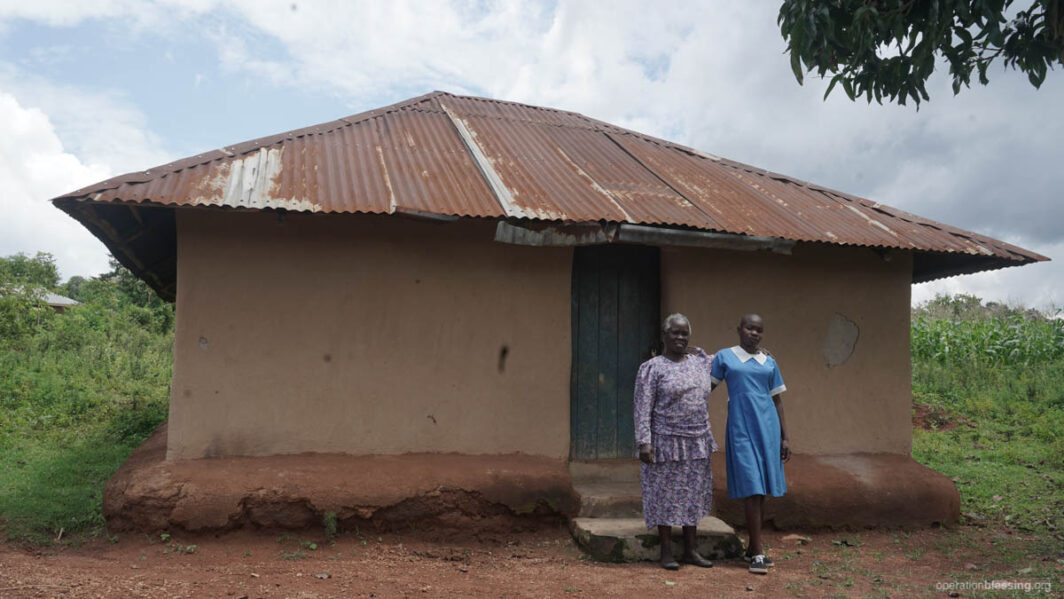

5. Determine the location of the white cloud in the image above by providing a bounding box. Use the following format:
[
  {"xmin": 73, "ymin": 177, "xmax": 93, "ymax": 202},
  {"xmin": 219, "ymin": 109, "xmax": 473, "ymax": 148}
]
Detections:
[
  {"xmin": 198, "ymin": 0, "xmax": 552, "ymax": 99},
  {"xmin": 0, "ymin": 92, "xmax": 113, "ymax": 280},
  {"xmin": 0, "ymin": 65, "xmax": 172, "ymax": 174}
]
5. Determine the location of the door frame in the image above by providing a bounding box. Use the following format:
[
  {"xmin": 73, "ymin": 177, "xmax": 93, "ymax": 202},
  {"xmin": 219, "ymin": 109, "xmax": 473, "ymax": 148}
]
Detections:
[{"xmin": 569, "ymin": 244, "xmax": 661, "ymax": 460}]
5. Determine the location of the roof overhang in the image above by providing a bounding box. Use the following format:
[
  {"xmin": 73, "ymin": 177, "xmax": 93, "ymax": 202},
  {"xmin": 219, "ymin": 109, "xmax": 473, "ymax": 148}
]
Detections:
[{"xmin": 54, "ymin": 199, "xmax": 177, "ymax": 301}]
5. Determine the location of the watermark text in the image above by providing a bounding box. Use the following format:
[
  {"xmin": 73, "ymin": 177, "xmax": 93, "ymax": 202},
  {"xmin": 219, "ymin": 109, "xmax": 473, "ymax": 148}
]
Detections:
[{"xmin": 936, "ymin": 580, "xmax": 1053, "ymax": 593}]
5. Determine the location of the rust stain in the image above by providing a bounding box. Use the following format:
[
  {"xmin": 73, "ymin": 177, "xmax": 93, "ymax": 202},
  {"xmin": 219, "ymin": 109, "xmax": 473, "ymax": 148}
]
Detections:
[
  {"xmin": 375, "ymin": 145, "xmax": 397, "ymax": 214},
  {"xmin": 552, "ymin": 144, "xmax": 633, "ymax": 223}
]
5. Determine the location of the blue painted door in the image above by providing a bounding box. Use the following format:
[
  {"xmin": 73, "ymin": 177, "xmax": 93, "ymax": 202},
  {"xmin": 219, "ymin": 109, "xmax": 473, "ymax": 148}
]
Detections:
[{"xmin": 570, "ymin": 245, "xmax": 661, "ymax": 459}]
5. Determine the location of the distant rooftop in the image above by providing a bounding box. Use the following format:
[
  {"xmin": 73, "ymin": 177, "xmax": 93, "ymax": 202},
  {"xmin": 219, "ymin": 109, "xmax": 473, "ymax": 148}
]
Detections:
[
  {"xmin": 43, "ymin": 292, "xmax": 80, "ymax": 308},
  {"xmin": 0, "ymin": 287, "xmax": 79, "ymax": 308}
]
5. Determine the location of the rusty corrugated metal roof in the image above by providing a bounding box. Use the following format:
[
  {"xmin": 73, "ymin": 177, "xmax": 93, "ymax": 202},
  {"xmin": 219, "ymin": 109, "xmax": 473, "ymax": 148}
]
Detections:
[{"xmin": 52, "ymin": 90, "xmax": 1047, "ymax": 301}]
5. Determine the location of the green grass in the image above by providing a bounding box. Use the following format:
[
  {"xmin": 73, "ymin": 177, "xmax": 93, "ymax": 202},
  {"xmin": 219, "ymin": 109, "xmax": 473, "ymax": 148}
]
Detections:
[
  {"xmin": 0, "ymin": 254, "xmax": 172, "ymax": 544},
  {"xmin": 911, "ymin": 356, "xmax": 1063, "ymax": 534},
  {"xmin": 0, "ymin": 431, "xmax": 136, "ymax": 543}
]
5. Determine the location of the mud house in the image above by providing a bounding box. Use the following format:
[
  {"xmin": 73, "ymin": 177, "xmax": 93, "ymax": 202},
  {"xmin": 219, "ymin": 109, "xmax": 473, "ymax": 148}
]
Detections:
[{"xmin": 53, "ymin": 92, "xmax": 1045, "ymax": 534}]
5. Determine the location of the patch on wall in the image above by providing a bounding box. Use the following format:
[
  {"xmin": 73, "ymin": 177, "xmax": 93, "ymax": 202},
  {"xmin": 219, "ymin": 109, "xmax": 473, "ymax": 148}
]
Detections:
[{"xmin": 823, "ymin": 313, "xmax": 859, "ymax": 368}]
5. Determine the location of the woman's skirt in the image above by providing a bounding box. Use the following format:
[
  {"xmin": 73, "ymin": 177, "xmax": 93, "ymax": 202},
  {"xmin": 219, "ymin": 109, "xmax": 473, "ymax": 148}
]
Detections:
[{"xmin": 640, "ymin": 433, "xmax": 715, "ymax": 528}]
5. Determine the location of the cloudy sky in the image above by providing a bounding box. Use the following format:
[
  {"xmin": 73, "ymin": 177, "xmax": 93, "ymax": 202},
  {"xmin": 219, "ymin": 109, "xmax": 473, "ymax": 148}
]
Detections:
[{"xmin": 1, "ymin": 0, "xmax": 1061, "ymax": 309}]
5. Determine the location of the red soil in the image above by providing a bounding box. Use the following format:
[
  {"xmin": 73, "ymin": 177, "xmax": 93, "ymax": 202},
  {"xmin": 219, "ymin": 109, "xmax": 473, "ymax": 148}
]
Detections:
[{"xmin": 1, "ymin": 525, "xmax": 1057, "ymax": 598}]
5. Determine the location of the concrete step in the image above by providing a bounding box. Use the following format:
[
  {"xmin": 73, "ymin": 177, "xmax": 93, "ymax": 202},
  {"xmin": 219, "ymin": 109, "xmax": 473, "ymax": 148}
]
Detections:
[
  {"xmin": 572, "ymin": 481, "xmax": 642, "ymax": 518},
  {"xmin": 570, "ymin": 516, "xmax": 743, "ymax": 563}
]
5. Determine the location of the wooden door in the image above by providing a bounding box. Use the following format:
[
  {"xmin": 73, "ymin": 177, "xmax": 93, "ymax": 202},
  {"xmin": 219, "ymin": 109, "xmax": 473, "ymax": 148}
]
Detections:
[{"xmin": 570, "ymin": 245, "xmax": 661, "ymax": 459}]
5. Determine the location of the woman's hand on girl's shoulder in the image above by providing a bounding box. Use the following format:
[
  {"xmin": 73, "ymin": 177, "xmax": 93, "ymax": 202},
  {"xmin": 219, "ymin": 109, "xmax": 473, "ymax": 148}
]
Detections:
[{"xmin": 685, "ymin": 346, "xmax": 713, "ymax": 358}]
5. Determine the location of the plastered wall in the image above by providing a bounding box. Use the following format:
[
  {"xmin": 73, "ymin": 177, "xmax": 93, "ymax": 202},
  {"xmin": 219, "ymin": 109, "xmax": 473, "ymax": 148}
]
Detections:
[
  {"xmin": 169, "ymin": 211, "xmax": 914, "ymax": 460},
  {"xmin": 168, "ymin": 211, "xmax": 573, "ymax": 460},
  {"xmin": 662, "ymin": 243, "xmax": 914, "ymax": 455}
]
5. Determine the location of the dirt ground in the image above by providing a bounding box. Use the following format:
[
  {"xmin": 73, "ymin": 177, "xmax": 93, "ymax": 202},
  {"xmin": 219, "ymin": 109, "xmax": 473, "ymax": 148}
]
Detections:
[{"xmin": 1, "ymin": 524, "xmax": 1059, "ymax": 598}]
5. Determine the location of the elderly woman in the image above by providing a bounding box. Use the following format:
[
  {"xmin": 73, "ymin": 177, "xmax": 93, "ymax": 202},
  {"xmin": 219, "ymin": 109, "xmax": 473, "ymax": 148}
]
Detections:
[
  {"xmin": 633, "ymin": 313, "xmax": 717, "ymax": 570},
  {"xmin": 710, "ymin": 313, "xmax": 790, "ymax": 575}
]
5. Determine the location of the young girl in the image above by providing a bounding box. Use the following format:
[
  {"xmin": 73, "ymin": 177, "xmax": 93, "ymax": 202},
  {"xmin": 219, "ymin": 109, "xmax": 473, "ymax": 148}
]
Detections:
[{"xmin": 710, "ymin": 313, "xmax": 790, "ymax": 575}]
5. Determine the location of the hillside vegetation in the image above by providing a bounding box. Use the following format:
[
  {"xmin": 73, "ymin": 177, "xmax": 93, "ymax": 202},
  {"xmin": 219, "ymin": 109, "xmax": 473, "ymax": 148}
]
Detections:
[
  {"xmin": 0, "ymin": 253, "xmax": 172, "ymax": 543},
  {"xmin": 911, "ymin": 294, "xmax": 1063, "ymax": 539}
]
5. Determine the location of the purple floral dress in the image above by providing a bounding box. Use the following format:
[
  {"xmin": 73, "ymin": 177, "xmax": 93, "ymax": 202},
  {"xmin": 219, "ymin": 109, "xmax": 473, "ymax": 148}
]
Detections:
[{"xmin": 634, "ymin": 348, "xmax": 719, "ymax": 528}]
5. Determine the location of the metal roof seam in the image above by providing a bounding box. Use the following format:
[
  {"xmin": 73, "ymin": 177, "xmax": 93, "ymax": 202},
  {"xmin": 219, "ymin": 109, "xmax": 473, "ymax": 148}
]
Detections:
[
  {"xmin": 802, "ymin": 184, "xmax": 920, "ymax": 239},
  {"xmin": 551, "ymin": 143, "xmax": 635, "ymax": 223},
  {"xmin": 716, "ymin": 166, "xmax": 845, "ymax": 239},
  {"xmin": 447, "ymin": 93, "xmax": 590, "ymax": 119},
  {"xmin": 600, "ymin": 131, "xmax": 723, "ymax": 229},
  {"xmin": 437, "ymin": 100, "xmax": 514, "ymax": 218},
  {"xmin": 430, "ymin": 106, "xmax": 602, "ymax": 130}
]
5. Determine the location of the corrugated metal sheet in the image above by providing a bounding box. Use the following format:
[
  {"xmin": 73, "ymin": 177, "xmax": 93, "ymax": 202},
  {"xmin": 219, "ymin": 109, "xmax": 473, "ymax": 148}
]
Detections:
[
  {"xmin": 447, "ymin": 112, "xmax": 631, "ymax": 221},
  {"xmin": 542, "ymin": 126, "xmax": 720, "ymax": 229},
  {"xmin": 373, "ymin": 109, "xmax": 501, "ymax": 217},
  {"xmin": 52, "ymin": 90, "xmax": 1047, "ymax": 301},
  {"xmin": 610, "ymin": 132, "xmax": 827, "ymax": 239}
]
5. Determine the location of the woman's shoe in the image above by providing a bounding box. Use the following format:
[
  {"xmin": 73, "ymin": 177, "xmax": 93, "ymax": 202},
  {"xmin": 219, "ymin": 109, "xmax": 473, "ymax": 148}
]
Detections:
[
  {"xmin": 748, "ymin": 554, "xmax": 769, "ymax": 574},
  {"xmin": 681, "ymin": 553, "xmax": 714, "ymax": 568}
]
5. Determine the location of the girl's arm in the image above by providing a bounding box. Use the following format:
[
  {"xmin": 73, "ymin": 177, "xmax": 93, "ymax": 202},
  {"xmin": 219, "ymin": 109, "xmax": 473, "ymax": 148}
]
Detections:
[
  {"xmin": 709, "ymin": 352, "xmax": 723, "ymax": 393},
  {"xmin": 769, "ymin": 359, "xmax": 789, "ymax": 461},
  {"xmin": 773, "ymin": 394, "xmax": 790, "ymax": 462}
]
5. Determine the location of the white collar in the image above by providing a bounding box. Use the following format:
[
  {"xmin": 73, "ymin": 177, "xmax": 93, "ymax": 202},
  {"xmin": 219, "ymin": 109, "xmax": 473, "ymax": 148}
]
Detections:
[{"xmin": 731, "ymin": 345, "xmax": 767, "ymax": 365}]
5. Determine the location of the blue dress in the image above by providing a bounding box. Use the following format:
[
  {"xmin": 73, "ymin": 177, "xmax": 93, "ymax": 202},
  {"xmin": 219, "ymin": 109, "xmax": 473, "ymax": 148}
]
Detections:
[{"xmin": 710, "ymin": 346, "xmax": 787, "ymax": 499}]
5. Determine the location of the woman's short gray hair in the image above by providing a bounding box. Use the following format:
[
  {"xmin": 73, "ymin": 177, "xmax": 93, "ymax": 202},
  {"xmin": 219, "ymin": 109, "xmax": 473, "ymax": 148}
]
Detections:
[{"xmin": 662, "ymin": 313, "xmax": 691, "ymax": 334}]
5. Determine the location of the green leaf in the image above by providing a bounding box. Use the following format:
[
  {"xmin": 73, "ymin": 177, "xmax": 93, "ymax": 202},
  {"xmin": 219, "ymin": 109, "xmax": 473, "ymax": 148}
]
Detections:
[
  {"xmin": 957, "ymin": 26, "xmax": 974, "ymax": 47},
  {"xmin": 841, "ymin": 77, "xmax": 856, "ymax": 100},
  {"xmin": 823, "ymin": 74, "xmax": 840, "ymax": 99},
  {"xmin": 909, "ymin": 86, "xmax": 922, "ymax": 106},
  {"xmin": 958, "ymin": 1, "xmax": 972, "ymax": 23},
  {"xmin": 790, "ymin": 50, "xmax": 805, "ymax": 84},
  {"xmin": 1029, "ymin": 63, "xmax": 1047, "ymax": 88}
]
